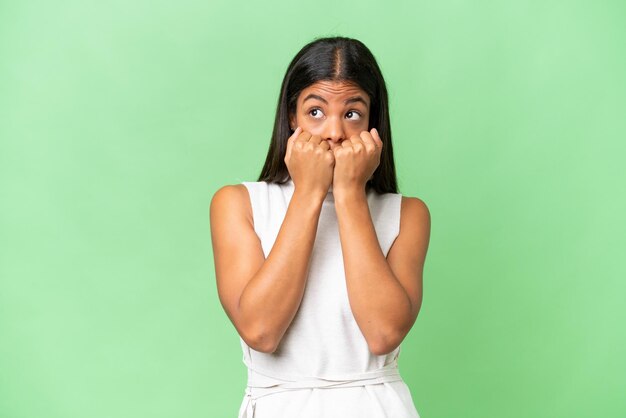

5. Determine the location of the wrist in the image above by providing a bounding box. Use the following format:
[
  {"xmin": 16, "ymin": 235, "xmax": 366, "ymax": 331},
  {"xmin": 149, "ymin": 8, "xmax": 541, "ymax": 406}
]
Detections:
[
  {"xmin": 333, "ymin": 186, "xmax": 367, "ymax": 203},
  {"xmin": 292, "ymin": 186, "xmax": 327, "ymax": 204}
]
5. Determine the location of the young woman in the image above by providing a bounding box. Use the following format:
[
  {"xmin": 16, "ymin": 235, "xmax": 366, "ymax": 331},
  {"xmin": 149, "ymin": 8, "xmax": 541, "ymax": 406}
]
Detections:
[{"xmin": 210, "ymin": 36, "xmax": 431, "ymax": 418}]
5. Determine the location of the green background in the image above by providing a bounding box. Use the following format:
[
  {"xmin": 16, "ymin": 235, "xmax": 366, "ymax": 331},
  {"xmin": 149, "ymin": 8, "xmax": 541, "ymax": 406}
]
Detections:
[{"xmin": 1, "ymin": 0, "xmax": 624, "ymax": 417}]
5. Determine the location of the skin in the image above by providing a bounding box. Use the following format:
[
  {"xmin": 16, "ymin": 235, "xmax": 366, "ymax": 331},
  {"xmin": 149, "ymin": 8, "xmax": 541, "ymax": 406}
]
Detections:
[{"xmin": 210, "ymin": 80, "xmax": 431, "ymax": 355}]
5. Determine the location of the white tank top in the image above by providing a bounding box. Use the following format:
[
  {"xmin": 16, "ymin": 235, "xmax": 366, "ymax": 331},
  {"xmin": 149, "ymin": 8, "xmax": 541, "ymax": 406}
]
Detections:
[{"xmin": 237, "ymin": 178, "xmax": 420, "ymax": 418}]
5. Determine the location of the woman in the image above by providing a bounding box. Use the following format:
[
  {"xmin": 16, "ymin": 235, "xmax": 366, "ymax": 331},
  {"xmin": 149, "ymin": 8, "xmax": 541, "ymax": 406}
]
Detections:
[{"xmin": 210, "ymin": 36, "xmax": 431, "ymax": 417}]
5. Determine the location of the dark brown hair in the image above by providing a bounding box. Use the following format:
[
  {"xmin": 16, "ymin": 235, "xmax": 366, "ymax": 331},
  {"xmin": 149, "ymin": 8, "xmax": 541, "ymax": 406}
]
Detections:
[{"xmin": 257, "ymin": 36, "xmax": 398, "ymax": 194}]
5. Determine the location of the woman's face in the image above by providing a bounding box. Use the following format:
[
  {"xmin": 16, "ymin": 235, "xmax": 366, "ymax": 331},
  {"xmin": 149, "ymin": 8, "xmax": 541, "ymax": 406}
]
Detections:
[{"xmin": 289, "ymin": 80, "xmax": 370, "ymax": 151}]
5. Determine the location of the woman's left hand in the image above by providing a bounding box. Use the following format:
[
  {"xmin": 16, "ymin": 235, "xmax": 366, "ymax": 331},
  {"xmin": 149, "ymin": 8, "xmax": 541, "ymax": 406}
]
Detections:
[{"xmin": 332, "ymin": 127, "xmax": 383, "ymax": 194}]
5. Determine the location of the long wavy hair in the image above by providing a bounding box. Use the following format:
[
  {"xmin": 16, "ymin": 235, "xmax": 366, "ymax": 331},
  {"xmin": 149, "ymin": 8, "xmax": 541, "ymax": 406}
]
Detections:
[{"xmin": 257, "ymin": 36, "xmax": 398, "ymax": 194}]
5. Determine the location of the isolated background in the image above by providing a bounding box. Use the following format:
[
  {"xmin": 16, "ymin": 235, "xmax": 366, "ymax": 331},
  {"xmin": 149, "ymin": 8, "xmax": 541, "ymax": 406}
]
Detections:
[{"xmin": 1, "ymin": 1, "xmax": 625, "ymax": 417}]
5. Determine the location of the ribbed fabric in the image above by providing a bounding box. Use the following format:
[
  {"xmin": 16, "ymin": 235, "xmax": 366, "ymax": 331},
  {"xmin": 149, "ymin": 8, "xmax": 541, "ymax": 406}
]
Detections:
[{"xmin": 236, "ymin": 178, "xmax": 420, "ymax": 418}]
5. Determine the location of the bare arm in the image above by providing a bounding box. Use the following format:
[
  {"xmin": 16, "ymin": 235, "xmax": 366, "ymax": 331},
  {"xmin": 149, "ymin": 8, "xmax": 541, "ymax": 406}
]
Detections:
[
  {"xmin": 210, "ymin": 184, "xmax": 325, "ymax": 353},
  {"xmin": 334, "ymin": 189, "xmax": 430, "ymax": 355}
]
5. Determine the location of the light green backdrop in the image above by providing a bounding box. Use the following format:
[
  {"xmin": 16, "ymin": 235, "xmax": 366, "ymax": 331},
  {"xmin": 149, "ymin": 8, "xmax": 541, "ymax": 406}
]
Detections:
[{"xmin": 1, "ymin": 1, "xmax": 624, "ymax": 417}]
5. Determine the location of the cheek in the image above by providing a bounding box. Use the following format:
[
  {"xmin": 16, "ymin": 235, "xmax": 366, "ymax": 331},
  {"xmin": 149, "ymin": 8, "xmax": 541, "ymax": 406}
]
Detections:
[
  {"xmin": 296, "ymin": 116, "xmax": 322, "ymax": 132},
  {"xmin": 352, "ymin": 120, "xmax": 370, "ymax": 133}
]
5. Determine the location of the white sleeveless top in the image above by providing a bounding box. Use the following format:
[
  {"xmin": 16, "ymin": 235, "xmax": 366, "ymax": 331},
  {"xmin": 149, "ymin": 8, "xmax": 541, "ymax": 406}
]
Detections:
[{"xmin": 237, "ymin": 178, "xmax": 420, "ymax": 418}]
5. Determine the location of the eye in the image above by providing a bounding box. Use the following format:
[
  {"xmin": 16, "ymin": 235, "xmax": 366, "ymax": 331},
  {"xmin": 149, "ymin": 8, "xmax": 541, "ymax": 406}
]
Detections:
[
  {"xmin": 346, "ymin": 110, "xmax": 362, "ymax": 121},
  {"xmin": 308, "ymin": 108, "xmax": 324, "ymax": 119},
  {"xmin": 307, "ymin": 108, "xmax": 363, "ymax": 121}
]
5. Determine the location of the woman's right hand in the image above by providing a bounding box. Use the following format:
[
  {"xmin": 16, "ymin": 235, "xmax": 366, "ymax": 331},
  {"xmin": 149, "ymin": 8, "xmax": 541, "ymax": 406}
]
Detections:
[{"xmin": 284, "ymin": 127, "xmax": 334, "ymax": 197}]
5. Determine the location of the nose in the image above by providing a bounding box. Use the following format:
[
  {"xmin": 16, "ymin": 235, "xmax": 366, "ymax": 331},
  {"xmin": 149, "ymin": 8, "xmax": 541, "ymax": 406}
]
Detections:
[{"xmin": 323, "ymin": 118, "xmax": 346, "ymax": 146}]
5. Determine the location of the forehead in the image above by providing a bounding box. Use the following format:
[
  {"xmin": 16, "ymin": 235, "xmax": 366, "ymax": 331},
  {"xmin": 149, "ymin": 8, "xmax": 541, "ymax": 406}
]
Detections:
[{"xmin": 299, "ymin": 80, "xmax": 370, "ymax": 106}]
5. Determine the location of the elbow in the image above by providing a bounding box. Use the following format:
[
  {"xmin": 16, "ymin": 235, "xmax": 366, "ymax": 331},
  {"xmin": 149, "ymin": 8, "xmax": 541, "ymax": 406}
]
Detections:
[
  {"xmin": 242, "ymin": 328, "xmax": 279, "ymax": 354},
  {"xmin": 369, "ymin": 307, "xmax": 420, "ymax": 355},
  {"xmin": 369, "ymin": 340, "xmax": 398, "ymax": 356},
  {"xmin": 368, "ymin": 329, "xmax": 405, "ymax": 356}
]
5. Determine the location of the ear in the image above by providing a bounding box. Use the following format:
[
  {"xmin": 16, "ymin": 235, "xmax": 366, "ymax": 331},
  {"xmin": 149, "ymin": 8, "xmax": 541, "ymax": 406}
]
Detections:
[{"xmin": 289, "ymin": 113, "xmax": 296, "ymax": 130}]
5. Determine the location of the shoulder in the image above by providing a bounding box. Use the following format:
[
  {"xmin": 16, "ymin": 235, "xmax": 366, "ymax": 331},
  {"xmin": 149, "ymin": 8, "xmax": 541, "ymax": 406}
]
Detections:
[
  {"xmin": 400, "ymin": 195, "xmax": 430, "ymax": 214},
  {"xmin": 400, "ymin": 195, "xmax": 431, "ymax": 231},
  {"xmin": 210, "ymin": 183, "xmax": 249, "ymax": 207},
  {"xmin": 209, "ymin": 183, "xmax": 253, "ymax": 225},
  {"xmin": 387, "ymin": 195, "xmax": 431, "ymax": 266}
]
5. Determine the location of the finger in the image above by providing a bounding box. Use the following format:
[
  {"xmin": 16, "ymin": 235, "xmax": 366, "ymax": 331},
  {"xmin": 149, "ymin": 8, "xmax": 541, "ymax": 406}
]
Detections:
[
  {"xmin": 360, "ymin": 130, "xmax": 377, "ymax": 151},
  {"xmin": 286, "ymin": 126, "xmax": 301, "ymax": 160},
  {"xmin": 343, "ymin": 135, "xmax": 357, "ymax": 148},
  {"xmin": 308, "ymin": 134, "xmax": 323, "ymax": 144},
  {"xmin": 288, "ymin": 126, "xmax": 301, "ymax": 145},
  {"xmin": 345, "ymin": 134, "xmax": 362, "ymax": 149},
  {"xmin": 295, "ymin": 130, "xmax": 312, "ymax": 144},
  {"xmin": 371, "ymin": 127, "xmax": 383, "ymax": 149}
]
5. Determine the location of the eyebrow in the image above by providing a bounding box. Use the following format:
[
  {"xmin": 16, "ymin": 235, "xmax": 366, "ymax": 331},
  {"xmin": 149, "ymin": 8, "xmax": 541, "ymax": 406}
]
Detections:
[{"xmin": 302, "ymin": 93, "xmax": 368, "ymax": 107}]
